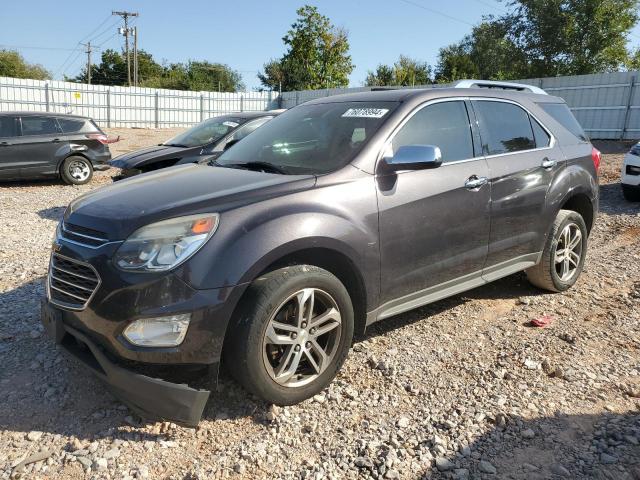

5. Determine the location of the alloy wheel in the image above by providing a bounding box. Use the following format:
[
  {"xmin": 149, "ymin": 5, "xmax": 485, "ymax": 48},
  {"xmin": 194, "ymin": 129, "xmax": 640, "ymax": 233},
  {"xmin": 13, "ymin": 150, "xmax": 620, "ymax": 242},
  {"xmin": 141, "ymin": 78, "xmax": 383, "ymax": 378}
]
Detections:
[
  {"xmin": 68, "ymin": 160, "xmax": 91, "ymax": 182},
  {"xmin": 554, "ymin": 222, "xmax": 583, "ymax": 282},
  {"xmin": 262, "ymin": 288, "xmax": 342, "ymax": 388}
]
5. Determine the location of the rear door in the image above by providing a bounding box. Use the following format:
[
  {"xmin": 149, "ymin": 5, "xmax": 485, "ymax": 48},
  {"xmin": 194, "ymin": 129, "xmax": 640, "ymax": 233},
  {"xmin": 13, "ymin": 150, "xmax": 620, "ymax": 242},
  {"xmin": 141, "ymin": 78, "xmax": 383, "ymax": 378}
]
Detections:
[
  {"xmin": 13, "ymin": 115, "xmax": 65, "ymax": 177},
  {"xmin": 377, "ymin": 99, "xmax": 491, "ymax": 307},
  {"xmin": 471, "ymin": 99, "xmax": 558, "ymax": 277},
  {"xmin": 0, "ymin": 115, "xmax": 20, "ymax": 179}
]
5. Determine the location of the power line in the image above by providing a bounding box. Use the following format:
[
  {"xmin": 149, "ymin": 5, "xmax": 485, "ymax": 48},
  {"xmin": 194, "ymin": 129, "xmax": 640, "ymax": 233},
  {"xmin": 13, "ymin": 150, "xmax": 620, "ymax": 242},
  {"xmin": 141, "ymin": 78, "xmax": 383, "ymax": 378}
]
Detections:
[
  {"xmin": 470, "ymin": 0, "xmax": 508, "ymax": 14},
  {"xmin": 77, "ymin": 14, "xmax": 113, "ymax": 44},
  {"xmin": 0, "ymin": 44, "xmax": 79, "ymax": 51},
  {"xmin": 395, "ymin": 0, "xmax": 475, "ymax": 27}
]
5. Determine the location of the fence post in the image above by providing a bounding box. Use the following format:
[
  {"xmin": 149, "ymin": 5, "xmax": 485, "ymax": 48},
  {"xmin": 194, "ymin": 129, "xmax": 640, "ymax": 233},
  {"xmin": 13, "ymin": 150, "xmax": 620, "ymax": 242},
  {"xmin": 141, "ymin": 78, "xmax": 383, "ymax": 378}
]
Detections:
[
  {"xmin": 154, "ymin": 91, "xmax": 160, "ymax": 128},
  {"xmin": 295, "ymin": 91, "xmax": 300, "ymax": 106},
  {"xmin": 621, "ymin": 75, "xmax": 636, "ymax": 141},
  {"xmin": 240, "ymin": 94, "xmax": 244, "ymax": 112},
  {"xmin": 106, "ymin": 89, "xmax": 111, "ymax": 128},
  {"xmin": 45, "ymin": 82, "xmax": 50, "ymax": 112},
  {"xmin": 200, "ymin": 94, "xmax": 204, "ymax": 122}
]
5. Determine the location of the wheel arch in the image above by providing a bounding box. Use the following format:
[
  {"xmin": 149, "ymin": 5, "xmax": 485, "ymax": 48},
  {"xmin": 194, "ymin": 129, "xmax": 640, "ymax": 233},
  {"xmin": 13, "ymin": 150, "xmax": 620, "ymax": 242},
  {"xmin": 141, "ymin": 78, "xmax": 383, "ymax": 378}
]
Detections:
[
  {"xmin": 57, "ymin": 152, "xmax": 92, "ymax": 176},
  {"xmin": 560, "ymin": 192, "xmax": 595, "ymax": 234}
]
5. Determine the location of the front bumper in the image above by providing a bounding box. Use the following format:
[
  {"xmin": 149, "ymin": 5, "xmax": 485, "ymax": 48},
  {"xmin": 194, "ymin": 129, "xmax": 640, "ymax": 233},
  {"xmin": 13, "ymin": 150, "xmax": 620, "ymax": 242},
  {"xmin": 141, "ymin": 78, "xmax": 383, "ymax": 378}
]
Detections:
[
  {"xmin": 622, "ymin": 153, "xmax": 640, "ymax": 187},
  {"xmin": 42, "ymin": 299, "xmax": 209, "ymax": 426}
]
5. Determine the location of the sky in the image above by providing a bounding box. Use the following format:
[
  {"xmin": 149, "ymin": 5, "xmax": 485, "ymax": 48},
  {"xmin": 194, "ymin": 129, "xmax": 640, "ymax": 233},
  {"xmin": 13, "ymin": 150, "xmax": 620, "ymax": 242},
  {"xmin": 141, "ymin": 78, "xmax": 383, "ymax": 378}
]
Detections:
[{"xmin": 1, "ymin": 0, "xmax": 640, "ymax": 91}]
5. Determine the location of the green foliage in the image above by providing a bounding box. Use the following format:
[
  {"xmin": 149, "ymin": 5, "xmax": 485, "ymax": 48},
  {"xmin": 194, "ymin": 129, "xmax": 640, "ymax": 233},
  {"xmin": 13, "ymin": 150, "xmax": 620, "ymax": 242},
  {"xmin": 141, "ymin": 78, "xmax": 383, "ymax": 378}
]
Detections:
[
  {"xmin": 436, "ymin": 0, "xmax": 640, "ymax": 81},
  {"xmin": 71, "ymin": 49, "xmax": 243, "ymax": 92},
  {"xmin": 0, "ymin": 49, "xmax": 51, "ymax": 80},
  {"xmin": 259, "ymin": 5, "xmax": 354, "ymax": 91},
  {"xmin": 628, "ymin": 48, "xmax": 640, "ymax": 70},
  {"xmin": 365, "ymin": 55, "xmax": 432, "ymax": 87}
]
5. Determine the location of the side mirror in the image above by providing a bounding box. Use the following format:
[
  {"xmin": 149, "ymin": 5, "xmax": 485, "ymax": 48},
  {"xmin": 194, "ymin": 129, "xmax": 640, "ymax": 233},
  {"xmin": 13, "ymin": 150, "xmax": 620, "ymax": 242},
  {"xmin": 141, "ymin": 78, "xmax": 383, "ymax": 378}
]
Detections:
[{"xmin": 385, "ymin": 145, "xmax": 443, "ymax": 171}]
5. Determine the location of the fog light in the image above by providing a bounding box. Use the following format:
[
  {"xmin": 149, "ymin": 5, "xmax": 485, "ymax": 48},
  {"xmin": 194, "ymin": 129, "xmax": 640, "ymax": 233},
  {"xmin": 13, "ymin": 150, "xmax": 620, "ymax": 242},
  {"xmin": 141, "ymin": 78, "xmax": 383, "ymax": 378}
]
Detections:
[{"xmin": 123, "ymin": 314, "xmax": 191, "ymax": 347}]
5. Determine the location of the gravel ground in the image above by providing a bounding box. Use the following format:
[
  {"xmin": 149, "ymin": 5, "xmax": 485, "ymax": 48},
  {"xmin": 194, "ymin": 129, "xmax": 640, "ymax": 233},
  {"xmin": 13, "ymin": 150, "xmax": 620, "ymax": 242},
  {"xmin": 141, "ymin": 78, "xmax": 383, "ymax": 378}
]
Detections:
[{"xmin": 0, "ymin": 134, "xmax": 639, "ymax": 480}]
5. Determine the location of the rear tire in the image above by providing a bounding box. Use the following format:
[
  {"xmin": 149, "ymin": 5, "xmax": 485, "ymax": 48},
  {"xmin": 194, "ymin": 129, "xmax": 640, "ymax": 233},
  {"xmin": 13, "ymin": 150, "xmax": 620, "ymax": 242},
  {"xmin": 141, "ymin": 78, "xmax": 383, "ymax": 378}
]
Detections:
[
  {"xmin": 225, "ymin": 265, "xmax": 354, "ymax": 405},
  {"xmin": 622, "ymin": 184, "xmax": 640, "ymax": 202},
  {"xmin": 526, "ymin": 209, "xmax": 588, "ymax": 292},
  {"xmin": 61, "ymin": 156, "xmax": 93, "ymax": 185}
]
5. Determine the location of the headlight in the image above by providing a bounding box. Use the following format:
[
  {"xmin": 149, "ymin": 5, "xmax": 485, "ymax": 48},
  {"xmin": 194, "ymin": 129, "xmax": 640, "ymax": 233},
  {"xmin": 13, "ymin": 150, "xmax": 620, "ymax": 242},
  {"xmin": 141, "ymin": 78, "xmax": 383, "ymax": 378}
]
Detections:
[
  {"xmin": 630, "ymin": 143, "xmax": 640, "ymax": 157},
  {"xmin": 123, "ymin": 314, "xmax": 191, "ymax": 347},
  {"xmin": 114, "ymin": 213, "xmax": 219, "ymax": 272}
]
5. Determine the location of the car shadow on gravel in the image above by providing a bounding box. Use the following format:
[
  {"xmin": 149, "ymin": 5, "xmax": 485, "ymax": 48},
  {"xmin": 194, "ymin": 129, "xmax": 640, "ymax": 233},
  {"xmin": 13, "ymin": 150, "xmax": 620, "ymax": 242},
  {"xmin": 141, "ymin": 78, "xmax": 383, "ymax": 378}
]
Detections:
[
  {"xmin": 428, "ymin": 410, "xmax": 640, "ymax": 479},
  {"xmin": 599, "ymin": 182, "xmax": 640, "ymax": 215},
  {"xmin": 37, "ymin": 206, "xmax": 66, "ymax": 221}
]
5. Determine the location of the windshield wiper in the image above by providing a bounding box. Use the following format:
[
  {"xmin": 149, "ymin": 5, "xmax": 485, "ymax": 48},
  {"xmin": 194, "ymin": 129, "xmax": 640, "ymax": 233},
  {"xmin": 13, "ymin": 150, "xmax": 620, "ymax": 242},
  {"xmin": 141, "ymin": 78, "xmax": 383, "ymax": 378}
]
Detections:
[
  {"xmin": 163, "ymin": 143, "xmax": 188, "ymax": 148},
  {"xmin": 217, "ymin": 161, "xmax": 288, "ymax": 174}
]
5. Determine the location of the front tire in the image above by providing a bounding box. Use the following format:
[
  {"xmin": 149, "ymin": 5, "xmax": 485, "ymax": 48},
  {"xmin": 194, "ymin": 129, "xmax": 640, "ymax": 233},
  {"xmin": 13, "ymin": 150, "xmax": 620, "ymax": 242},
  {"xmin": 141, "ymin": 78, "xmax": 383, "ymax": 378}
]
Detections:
[
  {"xmin": 225, "ymin": 265, "xmax": 354, "ymax": 405},
  {"xmin": 61, "ymin": 156, "xmax": 93, "ymax": 185},
  {"xmin": 526, "ymin": 209, "xmax": 588, "ymax": 292}
]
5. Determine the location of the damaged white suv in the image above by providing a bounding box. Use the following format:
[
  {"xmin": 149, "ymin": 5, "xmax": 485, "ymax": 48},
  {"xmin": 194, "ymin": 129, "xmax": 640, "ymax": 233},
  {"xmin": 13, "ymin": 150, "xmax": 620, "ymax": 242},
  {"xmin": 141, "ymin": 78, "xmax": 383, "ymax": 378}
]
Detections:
[{"xmin": 622, "ymin": 141, "xmax": 640, "ymax": 201}]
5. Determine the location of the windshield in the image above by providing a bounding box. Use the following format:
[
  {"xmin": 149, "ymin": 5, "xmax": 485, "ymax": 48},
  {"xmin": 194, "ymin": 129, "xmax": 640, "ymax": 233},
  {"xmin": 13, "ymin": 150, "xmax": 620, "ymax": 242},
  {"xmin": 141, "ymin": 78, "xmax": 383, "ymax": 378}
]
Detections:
[
  {"xmin": 164, "ymin": 116, "xmax": 245, "ymax": 148},
  {"xmin": 215, "ymin": 102, "xmax": 399, "ymax": 174}
]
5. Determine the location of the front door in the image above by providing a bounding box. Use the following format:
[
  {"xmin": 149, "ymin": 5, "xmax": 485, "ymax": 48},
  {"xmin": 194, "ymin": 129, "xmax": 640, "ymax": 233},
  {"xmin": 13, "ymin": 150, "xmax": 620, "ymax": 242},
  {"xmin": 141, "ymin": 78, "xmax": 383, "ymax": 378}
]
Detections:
[
  {"xmin": 13, "ymin": 115, "xmax": 65, "ymax": 177},
  {"xmin": 0, "ymin": 115, "xmax": 20, "ymax": 179},
  {"xmin": 377, "ymin": 100, "xmax": 491, "ymax": 312}
]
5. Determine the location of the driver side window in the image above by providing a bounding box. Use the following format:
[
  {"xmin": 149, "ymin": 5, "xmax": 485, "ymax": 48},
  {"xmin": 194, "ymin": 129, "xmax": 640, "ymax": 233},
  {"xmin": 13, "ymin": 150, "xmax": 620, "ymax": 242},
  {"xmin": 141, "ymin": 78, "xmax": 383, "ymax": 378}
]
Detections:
[{"xmin": 392, "ymin": 101, "xmax": 474, "ymax": 163}]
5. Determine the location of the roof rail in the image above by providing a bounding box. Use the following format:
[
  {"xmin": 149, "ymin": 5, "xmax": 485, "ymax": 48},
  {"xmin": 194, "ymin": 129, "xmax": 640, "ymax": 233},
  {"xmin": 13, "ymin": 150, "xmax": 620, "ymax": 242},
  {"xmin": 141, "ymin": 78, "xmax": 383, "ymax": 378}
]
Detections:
[{"xmin": 453, "ymin": 79, "xmax": 548, "ymax": 95}]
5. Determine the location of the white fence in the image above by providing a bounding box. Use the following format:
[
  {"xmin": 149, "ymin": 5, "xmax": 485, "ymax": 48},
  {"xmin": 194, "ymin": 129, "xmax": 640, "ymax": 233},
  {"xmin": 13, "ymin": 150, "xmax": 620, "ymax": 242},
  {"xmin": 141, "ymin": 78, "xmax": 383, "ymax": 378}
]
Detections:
[
  {"xmin": 280, "ymin": 71, "xmax": 640, "ymax": 141},
  {"xmin": 1, "ymin": 72, "xmax": 638, "ymax": 139},
  {"xmin": 0, "ymin": 77, "xmax": 280, "ymax": 128}
]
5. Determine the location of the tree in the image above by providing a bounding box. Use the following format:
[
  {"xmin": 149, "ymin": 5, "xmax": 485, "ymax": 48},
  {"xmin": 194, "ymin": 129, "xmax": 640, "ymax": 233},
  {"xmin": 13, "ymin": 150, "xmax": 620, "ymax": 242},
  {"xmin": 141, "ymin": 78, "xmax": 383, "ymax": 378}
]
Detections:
[
  {"xmin": 259, "ymin": 5, "xmax": 354, "ymax": 91},
  {"xmin": 436, "ymin": 19, "xmax": 528, "ymax": 82},
  {"xmin": 628, "ymin": 48, "xmax": 640, "ymax": 70},
  {"xmin": 71, "ymin": 50, "xmax": 243, "ymax": 92},
  {"xmin": 0, "ymin": 49, "xmax": 51, "ymax": 80},
  {"xmin": 507, "ymin": 0, "xmax": 639, "ymax": 76},
  {"xmin": 365, "ymin": 55, "xmax": 432, "ymax": 87},
  {"xmin": 436, "ymin": 0, "xmax": 639, "ymax": 82}
]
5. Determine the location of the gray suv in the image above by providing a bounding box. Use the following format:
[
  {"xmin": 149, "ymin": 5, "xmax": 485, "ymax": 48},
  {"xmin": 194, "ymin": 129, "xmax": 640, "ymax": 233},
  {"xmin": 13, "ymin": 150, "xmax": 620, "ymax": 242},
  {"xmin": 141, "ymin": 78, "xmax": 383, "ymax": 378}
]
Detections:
[
  {"xmin": 0, "ymin": 112, "xmax": 111, "ymax": 184},
  {"xmin": 42, "ymin": 81, "xmax": 599, "ymax": 425}
]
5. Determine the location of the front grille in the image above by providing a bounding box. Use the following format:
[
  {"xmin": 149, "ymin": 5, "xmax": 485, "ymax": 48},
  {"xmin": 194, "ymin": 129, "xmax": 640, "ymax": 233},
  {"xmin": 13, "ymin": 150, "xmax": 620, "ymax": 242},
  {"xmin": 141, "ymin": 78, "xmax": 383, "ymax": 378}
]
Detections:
[
  {"xmin": 61, "ymin": 222, "xmax": 109, "ymax": 248},
  {"xmin": 48, "ymin": 253, "xmax": 100, "ymax": 310}
]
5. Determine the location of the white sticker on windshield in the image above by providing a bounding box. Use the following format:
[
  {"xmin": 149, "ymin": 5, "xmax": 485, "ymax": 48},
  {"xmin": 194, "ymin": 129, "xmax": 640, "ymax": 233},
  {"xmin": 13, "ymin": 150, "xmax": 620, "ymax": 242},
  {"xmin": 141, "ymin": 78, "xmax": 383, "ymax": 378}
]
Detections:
[
  {"xmin": 223, "ymin": 121, "xmax": 239, "ymax": 128},
  {"xmin": 342, "ymin": 108, "xmax": 389, "ymax": 119}
]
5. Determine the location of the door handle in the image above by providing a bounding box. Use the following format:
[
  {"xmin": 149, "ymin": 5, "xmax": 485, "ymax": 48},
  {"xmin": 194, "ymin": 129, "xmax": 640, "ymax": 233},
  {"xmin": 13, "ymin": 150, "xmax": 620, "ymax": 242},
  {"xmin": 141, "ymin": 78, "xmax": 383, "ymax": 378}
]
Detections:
[
  {"xmin": 51, "ymin": 138, "xmax": 61, "ymax": 143},
  {"xmin": 0, "ymin": 141, "xmax": 10, "ymax": 146},
  {"xmin": 541, "ymin": 158, "xmax": 557, "ymax": 169},
  {"xmin": 464, "ymin": 175, "xmax": 488, "ymax": 190}
]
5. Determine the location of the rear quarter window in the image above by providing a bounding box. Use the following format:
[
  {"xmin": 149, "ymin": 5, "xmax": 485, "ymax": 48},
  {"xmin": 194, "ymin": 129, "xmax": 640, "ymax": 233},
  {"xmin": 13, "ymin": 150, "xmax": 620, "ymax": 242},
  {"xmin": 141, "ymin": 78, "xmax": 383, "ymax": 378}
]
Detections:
[
  {"xmin": 538, "ymin": 103, "xmax": 588, "ymax": 142},
  {"xmin": 57, "ymin": 117, "xmax": 99, "ymax": 134}
]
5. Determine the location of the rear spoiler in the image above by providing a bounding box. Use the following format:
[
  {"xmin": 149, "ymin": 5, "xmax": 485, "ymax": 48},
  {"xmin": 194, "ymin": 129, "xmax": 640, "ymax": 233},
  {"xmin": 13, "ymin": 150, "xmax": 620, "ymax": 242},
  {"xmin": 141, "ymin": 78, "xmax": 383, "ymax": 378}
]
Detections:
[{"xmin": 453, "ymin": 79, "xmax": 548, "ymax": 95}]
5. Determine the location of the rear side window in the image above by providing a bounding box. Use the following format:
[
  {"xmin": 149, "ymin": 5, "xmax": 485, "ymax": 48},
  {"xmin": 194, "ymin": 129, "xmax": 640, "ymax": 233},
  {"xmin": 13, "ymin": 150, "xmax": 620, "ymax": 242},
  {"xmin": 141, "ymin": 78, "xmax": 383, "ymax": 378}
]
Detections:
[
  {"xmin": 539, "ymin": 103, "xmax": 588, "ymax": 142},
  {"xmin": 57, "ymin": 117, "xmax": 98, "ymax": 134},
  {"xmin": 0, "ymin": 116, "xmax": 17, "ymax": 138},
  {"xmin": 20, "ymin": 116, "xmax": 59, "ymax": 136},
  {"xmin": 392, "ymin": 101, "xmax": 474, "ymax": 163},
  {"xmin": 473, "ymin": 101, "xmax": 535, "ymax": 155},
  {"xmin": 531, "ymin": 117, "xmax": 551, "ymax": 148}
]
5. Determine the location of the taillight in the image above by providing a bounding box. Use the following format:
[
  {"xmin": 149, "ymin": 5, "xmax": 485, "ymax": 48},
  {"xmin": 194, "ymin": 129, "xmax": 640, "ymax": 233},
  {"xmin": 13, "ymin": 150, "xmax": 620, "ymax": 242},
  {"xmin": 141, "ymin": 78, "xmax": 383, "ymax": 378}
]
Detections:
[
  {"xmin": 85, "ymin": 133, "xmax": 108, "ymax": 144},
  {"xmin": 591, "ymin": 147, "xmax": 601, "ymax": 173}
]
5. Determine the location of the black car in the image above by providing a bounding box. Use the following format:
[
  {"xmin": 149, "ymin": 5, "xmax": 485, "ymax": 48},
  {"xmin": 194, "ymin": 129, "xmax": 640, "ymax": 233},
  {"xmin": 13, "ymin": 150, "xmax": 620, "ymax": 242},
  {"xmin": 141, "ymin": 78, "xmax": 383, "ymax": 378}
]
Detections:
[
  {"xmin": 0, "ymin": 112, "xmax": 111, "ymax": 184},
  {"xmin": 43, "ymin": 81, "xmax": 599, "ymax": 426},
  {"xmin": 109, "ymin": 110, "xmax": 283, "ymax": 178}
]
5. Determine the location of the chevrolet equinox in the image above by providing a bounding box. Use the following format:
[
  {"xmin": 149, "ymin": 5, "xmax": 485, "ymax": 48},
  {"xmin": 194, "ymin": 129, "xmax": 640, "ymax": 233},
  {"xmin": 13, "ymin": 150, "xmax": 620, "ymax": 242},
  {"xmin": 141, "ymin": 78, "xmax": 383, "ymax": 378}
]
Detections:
[{"xmin": 42, "ymin": 80, "xmax": 599, "ymax": 426}]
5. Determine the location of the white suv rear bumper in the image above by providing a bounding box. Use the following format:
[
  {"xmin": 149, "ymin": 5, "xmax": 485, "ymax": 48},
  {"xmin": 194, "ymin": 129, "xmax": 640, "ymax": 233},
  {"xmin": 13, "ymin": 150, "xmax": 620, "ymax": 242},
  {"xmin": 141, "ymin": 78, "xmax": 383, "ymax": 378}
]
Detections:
[{"xmin": 622, "ymin": 152, "xmax": 640, "ymax": 187}]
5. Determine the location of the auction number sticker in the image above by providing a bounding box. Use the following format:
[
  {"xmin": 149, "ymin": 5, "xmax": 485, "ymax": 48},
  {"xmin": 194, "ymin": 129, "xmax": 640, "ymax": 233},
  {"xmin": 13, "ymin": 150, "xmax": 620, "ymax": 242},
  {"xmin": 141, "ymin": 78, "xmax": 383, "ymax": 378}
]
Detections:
[{"xmin": 342, "ymin": 108, "xmax": 389, "ymax": 119}]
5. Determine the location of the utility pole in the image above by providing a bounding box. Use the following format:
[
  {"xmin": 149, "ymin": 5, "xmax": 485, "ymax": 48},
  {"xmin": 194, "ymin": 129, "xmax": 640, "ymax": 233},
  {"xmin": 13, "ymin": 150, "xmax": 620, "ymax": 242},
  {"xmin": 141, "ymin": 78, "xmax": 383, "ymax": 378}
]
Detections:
[
  {"xmin": 133, "ymin": 26, "xmax": 138, "ymax": 86},
  {"xmin": 112, "ymin": 10, "xmax": 138, "ymax": 86},
  {"xmin": 80, "ymin": 41, "xmax": 92, "ymax": 84}
]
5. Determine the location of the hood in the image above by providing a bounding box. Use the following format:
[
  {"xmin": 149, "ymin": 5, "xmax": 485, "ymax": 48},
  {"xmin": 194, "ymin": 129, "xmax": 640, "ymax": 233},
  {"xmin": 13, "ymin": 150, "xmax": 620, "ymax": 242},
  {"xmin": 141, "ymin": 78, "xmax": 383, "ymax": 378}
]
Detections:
[
  {"xmin": 110, "ymin": 145, "xmax": 200, "ymax": 169},
  {"xmin": 65, "ymin": 164, "xmax": 316, "ymax": 240}
]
